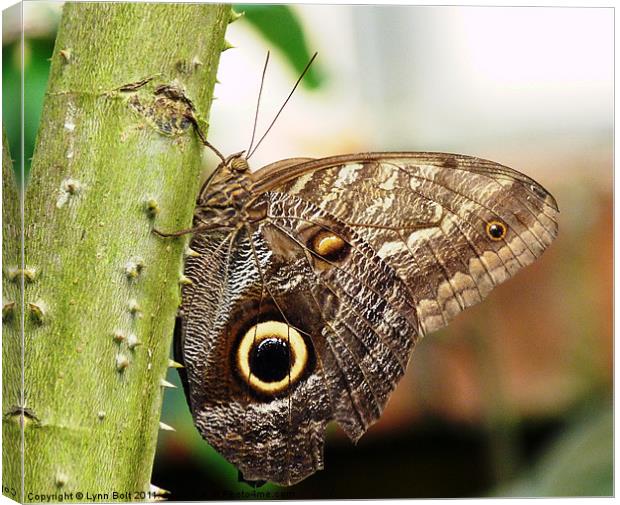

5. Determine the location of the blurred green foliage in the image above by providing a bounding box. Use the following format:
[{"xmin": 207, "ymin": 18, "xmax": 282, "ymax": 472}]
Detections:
[
  {"xmin": 3, "ymin": 39, "xmax": 22, "ymax": 174},
  {"xmin": 235, "ymin": 4, "xmax": 322, "ymax": 88},
  {"xmin": 3, "ymin": 37, "xmax": 54, "ymax": 178},
  {"xmin": 495, "ymin": 402, "xmax": 612, "ymax": 496}
]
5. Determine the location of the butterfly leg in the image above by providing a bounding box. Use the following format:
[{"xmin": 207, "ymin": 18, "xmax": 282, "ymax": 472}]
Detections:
[{"xmin": 152, "ymin": 226, "xmax": 198, "ymax": 238}]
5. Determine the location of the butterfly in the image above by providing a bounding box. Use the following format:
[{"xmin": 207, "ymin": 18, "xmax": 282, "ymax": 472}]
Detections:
[{"xmin": 161, "ymin": 53, "xmax": 559, "ymax": 486}]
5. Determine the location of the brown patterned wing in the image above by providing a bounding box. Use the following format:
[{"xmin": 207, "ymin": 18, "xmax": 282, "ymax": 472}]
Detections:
[
  {"xmin": 178, "ymin": 152, "xmax": 558, "ymax": 486},
  {"xmin": 259, "ymin": 152, "xmax": 559, "ymax": 335},
  {"xmin": 178, "ymin": 201, "xmax": 418, "ymax": 485}
]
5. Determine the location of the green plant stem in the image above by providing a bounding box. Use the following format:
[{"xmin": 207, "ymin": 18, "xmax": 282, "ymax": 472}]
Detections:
[
  {"xmin": 3, "ymin": 123, "xmax": 23, "ymax": 502},
  {"xmin": 3, "ymin": 3, "xmax": 232, "ymax": 500}
]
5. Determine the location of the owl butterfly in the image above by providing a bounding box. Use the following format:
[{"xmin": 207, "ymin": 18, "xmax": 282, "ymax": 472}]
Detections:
[{"xmin": 166, "ymin": 53, "xmax": 559, "ymax": 486}]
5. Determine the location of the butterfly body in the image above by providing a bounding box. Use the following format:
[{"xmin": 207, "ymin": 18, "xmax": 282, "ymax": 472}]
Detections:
[{"xmin": 174, "ymin": 152, "xmax": 558, "ymax": 485}]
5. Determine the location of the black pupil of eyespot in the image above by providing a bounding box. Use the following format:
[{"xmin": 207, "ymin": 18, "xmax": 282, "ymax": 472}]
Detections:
[
  {"xmin": 489, "ymin": 223, "xmax": 505, "ymax": 238},
  {"xmin": 249, "ymin": 338, "xmax": 291, "ymax": 383}
]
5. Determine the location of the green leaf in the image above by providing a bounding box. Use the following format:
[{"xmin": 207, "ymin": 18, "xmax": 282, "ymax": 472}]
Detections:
[
  {"xmin": 234, "ymin": 4, "xmax": 323, "ymax": 89},
  {"xmin": 494, "ymin": 404, "xmax": 612, "ymax": 497},
  {"xmin": 3, "ymin": 37, "xmax": 55, "ymax": 178},
  {"xmin": 2, "ymin": 40, "xmax": 22, "ymax": 174},
  {"xmin": 24, "ymin": 38, "xmax": 55, "ymax": 175}
]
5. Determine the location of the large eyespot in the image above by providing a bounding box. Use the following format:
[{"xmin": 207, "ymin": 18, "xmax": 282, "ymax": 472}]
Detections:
[
  {"xmin": 236, "ymin": 321, "xmax": 308, "ymax": 395},
  {"xmin": 310, "ymin": 230, "xmax": 349, "ymax": 262},
  {"xmin": 486, "ymin": 220, "xmax": 507, "ymax": 241}
]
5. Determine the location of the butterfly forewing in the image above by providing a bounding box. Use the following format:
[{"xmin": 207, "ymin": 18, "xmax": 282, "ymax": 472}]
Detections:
[
  {"xmin": 177, "ymin": 151, "xmax": 558, "ymax": 486},
  {"xmin": 261, "ymin": 153, "xmax": 559, "ymax": 334}
]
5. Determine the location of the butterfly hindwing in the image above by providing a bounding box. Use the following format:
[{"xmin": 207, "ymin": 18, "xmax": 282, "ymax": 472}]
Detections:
[{"xmin": 180, "ymin": 202, "xmax": 417, "ymax": 484}]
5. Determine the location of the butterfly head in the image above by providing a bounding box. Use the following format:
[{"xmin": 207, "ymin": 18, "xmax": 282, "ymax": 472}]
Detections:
[
  {"xmin": 191, "ymin": 150, "xmax": 257, "ymax": 231},
  {"xmin": 225, "ymin": 151, "xmax": 250, "ymax": 173}
]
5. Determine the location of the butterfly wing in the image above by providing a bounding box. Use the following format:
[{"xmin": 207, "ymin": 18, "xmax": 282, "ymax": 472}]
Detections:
[
  {"xmin": 178, "ymin": 152, "xmax": 558, "ymax": 486},
  {"xmin": 258, "ymin": 152, "xmax": 559, "ymax": 334}
]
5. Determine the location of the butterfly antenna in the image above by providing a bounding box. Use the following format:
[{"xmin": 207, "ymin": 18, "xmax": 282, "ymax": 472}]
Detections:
[
  {"xmin": 247, "ymin": 51, "xmax": 318, "ymax": 160},
  {"xmin": 246, "ymin": 51, "xmax": 270, "ymax": 156}
]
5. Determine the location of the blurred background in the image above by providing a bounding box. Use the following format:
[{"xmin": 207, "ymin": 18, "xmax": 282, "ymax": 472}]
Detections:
[{"xmin": 3, "ymin": 2, "xmax": 612, "ymax": 499}]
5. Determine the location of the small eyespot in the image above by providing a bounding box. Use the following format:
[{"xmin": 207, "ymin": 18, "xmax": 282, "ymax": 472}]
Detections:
[
  {"xmin": 486, "ymin": 220, "xmax": 507, "ymax": 241},
  {"xmin": 310, "ymin": 230, "xmax": 349, "ymax": 261},
  {"xmin": 236, "ymin": 321, "xmax": 308, "ymax": 395}
]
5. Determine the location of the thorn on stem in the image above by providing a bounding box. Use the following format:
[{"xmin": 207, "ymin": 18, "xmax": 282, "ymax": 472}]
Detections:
[
  {"xmin": 59, "ymin": 48, "xmax": 72, "ymax": 63},
  {"xmin": 2, "ymin": 301, "xmax": 16, "ymax": 322},
  {"xmin": 160, "ymin": 379, "xmax": 176, "ymax": 389},
  {"xmin": 55, "ymin": 471, "xmax": 68, "ymax": 487},
  {"xmin": 56, "ymin": 178, "xmax": 83, "ymax": 208},
  {"xmin": 125, "ymin": 257, "xmax": 145, "ymax": 280},
  {"xmin": 184, "ymin": 246, "xmax": 200, "ymax": 258},
  {"xmin": 144, "ymin": 198, "xmax": 160, "ymax": 218},
  {"xmin": 8, "ymin": 266, "xmax": 37, "ymax": 282},
  {"xmin": 113, "ymin": 330, "xmax": 126, "ymax": 343},
  {"xmin": 116, "ymin": 354, "xmax": 129, "ymax": 371},
  {"xmin": 28, "ymin": 300, "xmax": 47, "ymax": 324},
  {"xmin": 159, "ymin": 421, "xmax": 176, "ymax": 432},
  {"xmin": 127, "ymin": 333, "xmax": 141, "ymax": 350},
  {"xmin": 229, "ymin": 8, "xmax": 244, "ymax": 23},
  {"xmin": 168, "ymin": 359, "xmax": 184, "ymax": 369},
  {"xmin": 128, "ymin": 299, "xmax": 141, "ymax": 317},
  {"xmin": 179, "ymin": 275, "xmax": 193, "ymax": 286},
  {"xmin": 150, "ymin": 484, "xmax": 171, "ymax": 496}
]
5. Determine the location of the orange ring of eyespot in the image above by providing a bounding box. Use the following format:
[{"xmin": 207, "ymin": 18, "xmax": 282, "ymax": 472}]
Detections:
[
  {"xmin": 236, "ymin": 321, "xmax": 308, "ymax": 395},
  {"xmin": 485, "ymin": 220, "xmax": 507, "ymax": 241}
]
